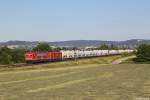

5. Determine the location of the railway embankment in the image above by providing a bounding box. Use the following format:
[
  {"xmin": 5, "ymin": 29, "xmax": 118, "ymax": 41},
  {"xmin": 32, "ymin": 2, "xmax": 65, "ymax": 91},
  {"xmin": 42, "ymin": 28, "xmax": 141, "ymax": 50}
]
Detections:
[
  {"xmin": 0, "ymin": 54, "xmax": 137, "ymax": 73},
  {"xmin": 0, "ymin": 55, "xmax": 122, "ymax": 72},
  {"xmin": 112, "ymin": 56, "xmax": 136, "ymax": 64}
]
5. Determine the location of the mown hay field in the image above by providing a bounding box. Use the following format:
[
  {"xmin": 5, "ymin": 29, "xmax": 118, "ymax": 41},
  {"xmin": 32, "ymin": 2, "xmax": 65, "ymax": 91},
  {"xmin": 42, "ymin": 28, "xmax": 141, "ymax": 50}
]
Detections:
[{"xmin": 0, "ymin": 62, "xmax": 150, "ymax": 100}]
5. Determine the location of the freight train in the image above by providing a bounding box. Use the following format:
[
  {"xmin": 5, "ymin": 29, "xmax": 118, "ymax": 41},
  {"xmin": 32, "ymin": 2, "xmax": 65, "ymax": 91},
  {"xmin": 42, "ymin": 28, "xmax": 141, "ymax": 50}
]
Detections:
[{"xmin": 25, "ymin": 49, "xmax": 133, "ymax": 63}]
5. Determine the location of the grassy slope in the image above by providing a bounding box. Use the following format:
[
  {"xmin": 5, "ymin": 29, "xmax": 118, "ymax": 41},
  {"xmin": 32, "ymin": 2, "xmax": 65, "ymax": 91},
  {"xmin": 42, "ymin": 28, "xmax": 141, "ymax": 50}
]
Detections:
[
  {"xmin": 0, "ymin": 55, "xmax": 121, "ymax": 72},
  {"xmin": 0, "ymin": 64, "xmax": 150, "ymax": 100},
  {"xmin": 121, "ymin": 57, "xmax": 150, "ymax": 64}
]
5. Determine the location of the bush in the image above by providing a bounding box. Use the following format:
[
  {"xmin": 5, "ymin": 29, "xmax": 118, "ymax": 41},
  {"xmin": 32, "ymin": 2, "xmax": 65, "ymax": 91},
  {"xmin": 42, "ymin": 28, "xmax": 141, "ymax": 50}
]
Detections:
[
  {"xmin": 0, "ymin": 46, "xmax": 13, "ymax": 65},
  {"xmin": 135, "ymin": 44, "xmax": 150, "ymax": 62},
  {"xmin": 11, "ymin": 49, "xmax": 25, "ymax": 63},
  {"xmin": 0, "ymin": 46, "xmax": 25, "ymax": 65}
]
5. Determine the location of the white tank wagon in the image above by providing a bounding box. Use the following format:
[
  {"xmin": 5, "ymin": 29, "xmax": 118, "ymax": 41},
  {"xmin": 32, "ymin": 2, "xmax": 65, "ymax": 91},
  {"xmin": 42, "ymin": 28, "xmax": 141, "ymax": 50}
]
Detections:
[
  {"xmin": 109, "ymin": 50, "xmax": 119, "ymax": 55},
  {"xmin": 61, "ymin": 50, "xmax": 75, "ymax": 59},
  {"xmin": 118, "ymin": 49, "xmax": 134, "ymax": 54},
  {"xmin": 61, "ymin": 49, "xmax": 134, "ymax": 60}
]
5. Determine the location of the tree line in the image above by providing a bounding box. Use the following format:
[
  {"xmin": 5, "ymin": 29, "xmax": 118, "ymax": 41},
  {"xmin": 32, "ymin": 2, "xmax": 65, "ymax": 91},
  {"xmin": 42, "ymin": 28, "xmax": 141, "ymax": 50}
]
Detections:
[{"xmin": 97, "ymin": 44, "xmax": 119, "ymax": 50}]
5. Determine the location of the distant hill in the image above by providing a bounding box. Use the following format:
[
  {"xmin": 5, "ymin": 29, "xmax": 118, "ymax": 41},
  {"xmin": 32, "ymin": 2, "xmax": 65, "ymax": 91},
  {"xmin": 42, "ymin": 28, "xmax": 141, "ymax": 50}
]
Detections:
[
  {"xmin": 0, "ymin": 39, "xmax": 150, "ymax": 48},
  {"xmin": 49, "ymin": 39, "xmax": 150, "ymax": 48},
  {"xmin": 49, "ymin": 40, "xmax": 118, "ymax": 47},
  {"xmin": 0, "ymin": 41, "xmax": 38, "ymax": 46}
]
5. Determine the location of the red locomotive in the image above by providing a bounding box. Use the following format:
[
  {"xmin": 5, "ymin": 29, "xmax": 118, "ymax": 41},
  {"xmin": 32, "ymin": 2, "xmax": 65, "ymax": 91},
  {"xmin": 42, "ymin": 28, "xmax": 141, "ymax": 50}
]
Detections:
[{"xmin": 25, "ymin": 51, "xmax": 62, "ymax": 63}]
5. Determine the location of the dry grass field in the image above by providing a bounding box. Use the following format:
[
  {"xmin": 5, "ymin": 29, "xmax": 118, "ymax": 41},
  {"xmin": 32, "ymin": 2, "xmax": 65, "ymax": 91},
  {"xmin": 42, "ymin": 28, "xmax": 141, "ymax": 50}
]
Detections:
[{"xmin": 0, "ymin": 56, "xmax": 150, "ymax": 100}]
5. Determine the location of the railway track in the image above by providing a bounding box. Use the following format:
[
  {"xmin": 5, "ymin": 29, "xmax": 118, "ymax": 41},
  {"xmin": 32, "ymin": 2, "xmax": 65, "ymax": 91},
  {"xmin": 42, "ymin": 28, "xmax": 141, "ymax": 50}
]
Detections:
[
  {"xmin": 13, "ymin": 55, "xmax": 120, "ymax": 67},
  {"xmin": 12, "ymin": 54, "xmax": 132, "ymax": 67},
  {"xmin": 13, "ymin": 62, "xmax": 52, "ymax": 67}
]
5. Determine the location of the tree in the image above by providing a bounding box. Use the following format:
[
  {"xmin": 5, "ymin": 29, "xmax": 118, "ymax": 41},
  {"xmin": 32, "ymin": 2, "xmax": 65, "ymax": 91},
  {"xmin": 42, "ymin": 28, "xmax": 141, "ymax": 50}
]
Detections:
[
  {"xmin": 0, "ymin": 46, "xmax": 13, "ymax": 64},
  {"xmin": 0, "ymin": 46, "xmax": 11, "ymax": 54},
  {"xmin": 135, "ymin": 44, "xmax": 150, "ymax": 62},
  {"xmin": 0, "ymin": 47, "xmax": 25, "ymax": 65},
  {"xmin": 33, "ymin": 43, "xmax": 52, "ymax": 51},
  {"xmin": 11, "ymin": 49, "xmax": 25, "ymax": 63}
]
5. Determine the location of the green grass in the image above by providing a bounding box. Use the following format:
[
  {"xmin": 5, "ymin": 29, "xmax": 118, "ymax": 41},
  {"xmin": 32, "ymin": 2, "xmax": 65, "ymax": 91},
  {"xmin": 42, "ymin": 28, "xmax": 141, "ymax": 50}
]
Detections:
[{"xmin": 0, "ymin": 63, "xmax": 150, "ymax": 100}]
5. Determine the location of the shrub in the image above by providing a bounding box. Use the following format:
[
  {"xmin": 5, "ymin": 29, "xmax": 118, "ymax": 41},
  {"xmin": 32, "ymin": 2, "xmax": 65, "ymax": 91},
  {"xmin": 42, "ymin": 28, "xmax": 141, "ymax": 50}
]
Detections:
[
  {"xmin": 135, "ymin": 44, "xmax": 150, "ymax": 62},
  {"xmin": 0, "ymin": 46, "xmax": 25, "ymax": 65}
]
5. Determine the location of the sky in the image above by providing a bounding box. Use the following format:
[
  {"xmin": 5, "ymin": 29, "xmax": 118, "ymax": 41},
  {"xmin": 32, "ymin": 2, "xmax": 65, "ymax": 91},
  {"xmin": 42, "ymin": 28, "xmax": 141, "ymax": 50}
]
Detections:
[{"xmin": 0, "ymin": 0, "xmax": 150, "ymax": 42}]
